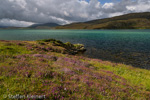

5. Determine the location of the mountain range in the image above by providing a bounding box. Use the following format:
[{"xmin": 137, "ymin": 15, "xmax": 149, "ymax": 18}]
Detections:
[
  {"xmin": 55, "ymin": 12, "xmax": 150, "ymax": 29},
  {"xmin": 29, "ymin": 23, "xmax": 60, "ymax": 29},
  {"xmin": 0, "ymin": 26, "xmax": 12, "ymax": 28},
  {"xmin": 0, "ymin": 12, "xmax": 150, "ymax": 29}
]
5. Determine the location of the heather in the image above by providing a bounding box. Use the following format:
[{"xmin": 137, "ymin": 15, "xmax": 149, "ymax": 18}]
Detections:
[{"xmin": 0, "ymin": 39, "xmax": 150, "ymax": 100}]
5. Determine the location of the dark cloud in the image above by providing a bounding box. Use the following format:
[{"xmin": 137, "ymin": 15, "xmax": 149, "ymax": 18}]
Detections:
[{"xmin": 0, "ymin": 0, "xmax": 150, "ymax": 27}]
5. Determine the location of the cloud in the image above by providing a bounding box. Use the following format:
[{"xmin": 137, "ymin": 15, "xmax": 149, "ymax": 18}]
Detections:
[
  {"xmin": 126, "ymin": 0, "xmax": 150, "ymax": 12},
  {"xmin": 102, "ymin": 3, "xmax": 114, "ymax": 9},
  {"xmin": 0, "ymin": 0, "xmax": 150, "ymax": 27},
  {"xmin": 0, "ymin": 18, "xmax": 33, "ymax": 27}
]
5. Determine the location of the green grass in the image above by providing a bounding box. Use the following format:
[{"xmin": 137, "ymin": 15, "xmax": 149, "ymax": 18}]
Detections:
[
  {"xmin": 0, "ymin": 39, "xmax": 150, "ymax": 99},
  {"xmin": 0, "ymin": 42, "xmax": 30, "ymax": 55},
  {"xmin": 90, "ymin": 60, "xmax": 150, "ymax": 91}
]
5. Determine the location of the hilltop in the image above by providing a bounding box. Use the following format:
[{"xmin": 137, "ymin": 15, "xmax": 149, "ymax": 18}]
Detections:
[
  {"xmin": 29, "ymin": 23, "xmax": 60, "ymax": 29},
  {"xmin": 0, "ymin": 39, "xmax": 150, "ymax": 99},
  {"xmin": 55, "ymin": 12, "xmax": 150, "ymax": 29}
]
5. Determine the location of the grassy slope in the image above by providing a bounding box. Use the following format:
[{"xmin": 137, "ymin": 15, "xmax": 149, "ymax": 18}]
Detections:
[
  {"xmin": 0, "ymin": 40, "xmax": 150, "ymax": 100},
  {"xmin": 55, "ymin": 12, "xmax": 150, "ymax": 29}
]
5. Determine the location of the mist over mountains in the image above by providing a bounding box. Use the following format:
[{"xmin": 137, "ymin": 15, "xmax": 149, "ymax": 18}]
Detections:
[
  {"xmin": 29, "ymin": 23, "xmax": 60, "ymax": 29},
  {"xmin": 0, "ymin": 12, "xmax": 150, "ymax": 29}
]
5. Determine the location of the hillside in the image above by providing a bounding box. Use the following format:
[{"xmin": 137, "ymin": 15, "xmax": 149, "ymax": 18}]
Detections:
[
  {"xmin": 0, "ymin": 26, "xmax": 8, "ymax": 28},
  {"xmin": 0, "ymin": 26, "xmax": 15, "ymax": 28},
  {"xmin": 29, "ymin": 23, "xmax": 60, "ymax": 29},
  {"xmin": 55, "ymin": 12, "xmax": 150, "ymax": 29},
  {"xmin": 0, "ymin": 39, "xmax": 150, "ymax": 99}
]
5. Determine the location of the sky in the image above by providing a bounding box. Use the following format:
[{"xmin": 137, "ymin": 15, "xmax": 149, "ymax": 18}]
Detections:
[
  {"xmin": 0, "ymin": 0, "xmax": 150, "ymax": 27},
  {"xmin": 86, "ymin": 0, "xmax": 121, "ymax": 4}
]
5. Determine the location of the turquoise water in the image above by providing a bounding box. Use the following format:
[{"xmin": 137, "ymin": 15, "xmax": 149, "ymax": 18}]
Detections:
[{"xmin": 0, "ymin": 29, "xmax": 150, "ymax": 69}]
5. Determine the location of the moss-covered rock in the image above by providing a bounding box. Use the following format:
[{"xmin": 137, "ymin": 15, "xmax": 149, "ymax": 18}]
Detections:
[{"xmin": 37, "ymin": 39, "xmax": 86, "ymax": 55}]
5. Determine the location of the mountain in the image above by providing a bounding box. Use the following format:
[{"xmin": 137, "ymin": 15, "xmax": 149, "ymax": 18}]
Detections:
[
  {"xmin": 0, "ymin": 26, "xmax": 25, "ymax": 29},
  {"xmin": 29, "ymin": 23, "xmax": 60, "ymax": 29},
  {"xmin": 0, "ymin": 26, "xmax": 12, "ymax": 28},
  {"xmin": 55, "ymin": 12, "xmax": 150, "ymax": 29}
]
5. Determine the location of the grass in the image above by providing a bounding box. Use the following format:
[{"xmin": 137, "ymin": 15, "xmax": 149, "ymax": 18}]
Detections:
[{"xmin": 0, "ymin": 39, "xmax": 150, "ymax": 99}]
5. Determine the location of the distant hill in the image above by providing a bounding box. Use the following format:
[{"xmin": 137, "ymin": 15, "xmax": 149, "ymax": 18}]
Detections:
[
  {"xmin": 29, "ymin": 23, "xmax": 60, "ymax": 29},
  {"xmin": 0, "ymin": 26, "xmax": 11, "ymax": 28},
  {"xmin": 0, "ymin": 26, "xmax": 25, "ymax": 29},
  {"xmin": 55, "ymin": 12, "xmax": 150, "ymax": 29}
]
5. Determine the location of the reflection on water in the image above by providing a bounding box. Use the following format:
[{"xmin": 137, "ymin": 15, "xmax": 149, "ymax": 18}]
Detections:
[{"xmin": 0, "ymin": 29, "xmax": 150, "ymax": 69}]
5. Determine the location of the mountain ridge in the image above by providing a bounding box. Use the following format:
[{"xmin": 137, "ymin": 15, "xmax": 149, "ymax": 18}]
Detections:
[
  {"xmin": 29, "ymin": 23, "xmax": 60, "ymax": 29},
  {"xmin": 55, "ymin": 12, "xmax": 150, "ymax": 29},
  {"xmin": 0, "ymin": 12, "xmax": 150, "ymax": 29}
]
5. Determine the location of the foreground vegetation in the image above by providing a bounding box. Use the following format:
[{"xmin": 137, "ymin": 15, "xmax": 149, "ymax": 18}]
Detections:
[{"xmin": 0, "ymin": 39, "xmax": 150, "ymax": 99}]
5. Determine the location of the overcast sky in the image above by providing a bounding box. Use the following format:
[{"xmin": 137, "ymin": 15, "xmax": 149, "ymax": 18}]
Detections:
[{"xmin": 0, "ymin": 0, "xmax": 150, "ymax": 27}]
